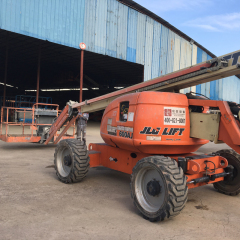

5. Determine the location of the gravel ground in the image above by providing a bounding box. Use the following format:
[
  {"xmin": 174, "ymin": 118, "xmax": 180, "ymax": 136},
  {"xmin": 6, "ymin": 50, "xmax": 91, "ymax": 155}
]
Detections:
[{"xmin": 0, "ymin": 122, "xmax": 239, "ymax": 240}]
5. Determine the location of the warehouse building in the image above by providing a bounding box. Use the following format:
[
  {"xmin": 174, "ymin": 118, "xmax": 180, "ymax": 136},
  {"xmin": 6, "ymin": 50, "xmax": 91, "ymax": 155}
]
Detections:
[{"xmin": 0, "ymin": 0, "xmax": 239, "ymax": 110}]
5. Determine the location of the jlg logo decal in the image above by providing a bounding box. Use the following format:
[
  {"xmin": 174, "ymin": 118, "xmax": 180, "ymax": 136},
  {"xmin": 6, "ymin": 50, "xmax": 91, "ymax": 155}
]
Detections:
[
  {"xmin": 162, "ymin": 128, "xmax": 184, "ymax": 136},
  {"xmin": 140, "ymin": 127, "xmax": 185, "ymax": 136},
  {"xmin": 140, "ymin": 127, "xmax": 161, "ymax": 135}
]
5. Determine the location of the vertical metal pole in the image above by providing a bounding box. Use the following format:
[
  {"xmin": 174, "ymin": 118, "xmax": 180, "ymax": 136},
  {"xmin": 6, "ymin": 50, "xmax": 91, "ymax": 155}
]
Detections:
[
  {"xmin": 0, "ymin": 107, "xmax": 3, "ymax": 133},
  {"xmin": 3, "ymin": 42, "xmax": 9, "ymax": 107},
  {"xmin": 142, "ymin": 67, "xmax": 144, "ymax": 82},
  {"xmin": 36, "ymin": 44, "xmax": 41, "ymax": 105},
  {"xmin": 31, "ymin": 105, "xmax": 35, "ymax": 137},
  {"xmin": 23, "ymin": 109, "xmax": 25, "ymax": 135},
  {"xmin": 6, "ymin": 108, "xmax": 9, "ymax": 136},
  {"xmin": 80, "ymin": 50, "xmax": 84, "ymax": 103}
]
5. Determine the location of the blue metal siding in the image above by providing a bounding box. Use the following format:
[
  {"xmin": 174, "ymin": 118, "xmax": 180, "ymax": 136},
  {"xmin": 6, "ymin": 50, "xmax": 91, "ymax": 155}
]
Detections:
[
  {"xmin": 3, "ymin": 0, "xmax": 86, "ymax": 47},
  {"xmin": 116, "ymin": 3, "xmax": 128, "ymax": 60},
  {"xmin": 223, "ymin": 76, "xmax": 240, "ymax": 102},
  {"xmin": 136, "ymin": 12, "xmax": 146, "ymax": 65},
  {"xmin": 1, "ymin": 0, "xmax": 240, "ymax": 103},
  {"xmin": 60, "ymin": 0, "xmax": 68, "ymax": 45},
  {"xmin": 196, "ymin": 47, "xmax": 203, "ymax": 94},
  {"xmin": 200, "ymin": 52, "xmax": 207, "ymax": 97},
  {"xmin": 144, "ymin": 17, "xmax": 154, "ymax": 81},
  {"xmin": 95, "ymin": 0, "xmax": 107, "ymax": 55},
  {"xmin": 197, "ymin": 47, "xmax": 203, "ymax": 65},
  {"xmin": 222, "ymin": 76, "xmax": 240, "ymax": 102},
  {"xmin": 126, "ymin": 8, "xmax": 137, "ymax": 63},
  {"xmin": 106, "ymin": 0, "xmax": 118, "ymax": 58},
  {"xmin": 208, "ymin": 54, "xmax": 217, "ymax": 100},
  {"xmin": 83, "ymin": 0, "xmax": 96, "ymax": 52}
]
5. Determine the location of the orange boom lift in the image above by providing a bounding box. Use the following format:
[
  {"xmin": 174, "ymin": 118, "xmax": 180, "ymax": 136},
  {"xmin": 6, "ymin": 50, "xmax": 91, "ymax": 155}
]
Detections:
[
  {"xmin": 53, "ymin": 50, "xmax": 240, "ymax": 221},
  {"xmin": 2, "ymin": 50, "xmax": 240, "ymax": 222}
]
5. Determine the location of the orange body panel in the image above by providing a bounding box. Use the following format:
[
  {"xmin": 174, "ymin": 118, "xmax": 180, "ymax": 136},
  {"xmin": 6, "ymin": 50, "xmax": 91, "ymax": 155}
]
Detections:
[
  {"xmin": 0, "ymin": 135, "xmax": 41, "ymax": 143},
  {"xmin": 89, "ymin": 143, "xmax": 148, "ymax": 174},
  {"xmin": 186, "ymin": 156, "xmax": 227, "ymax": 174},
  {"xmin": 0, "ymin": 134, "xmax": 74, "ymax": 143},
  {"xmin": 100, "ymin": 92, "xmax": 208, "ymax": 155}
]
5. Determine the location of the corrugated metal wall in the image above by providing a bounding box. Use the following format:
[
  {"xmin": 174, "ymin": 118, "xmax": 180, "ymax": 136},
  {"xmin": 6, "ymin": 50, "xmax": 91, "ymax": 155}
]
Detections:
[{"xmin": 0, "ymin": 0, "xmax": 239, "ymax": 102}]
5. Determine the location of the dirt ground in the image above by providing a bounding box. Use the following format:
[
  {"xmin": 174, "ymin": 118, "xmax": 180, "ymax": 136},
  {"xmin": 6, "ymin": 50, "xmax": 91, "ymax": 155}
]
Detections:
[{"xmin": 0, "ymin": 122, "xmax": 240, "ymax": 240}]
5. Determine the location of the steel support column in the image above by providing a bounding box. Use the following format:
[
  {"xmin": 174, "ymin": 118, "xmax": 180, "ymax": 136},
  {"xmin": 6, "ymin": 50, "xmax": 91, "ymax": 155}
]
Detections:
[
  {"xmin": 36, "ymin": 44, "xmax": 41, "ymax": 105},
  {"xmin": 142, "ymin": 67, "xmax": 144, "ymax": 82},
  {"xmin": 80, "ymin": 50, "xmax": 84, "ymax": 104},
  {"xmin": 3, "ymin": 42, "xmax": 8, "ymax": 107}
]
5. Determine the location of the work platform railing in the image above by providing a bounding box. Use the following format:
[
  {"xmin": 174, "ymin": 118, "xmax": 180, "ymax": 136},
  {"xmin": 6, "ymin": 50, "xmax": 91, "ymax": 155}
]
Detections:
[{"xmin": 0, "ymin": 103, "xmax": 76, "ymax": 143}]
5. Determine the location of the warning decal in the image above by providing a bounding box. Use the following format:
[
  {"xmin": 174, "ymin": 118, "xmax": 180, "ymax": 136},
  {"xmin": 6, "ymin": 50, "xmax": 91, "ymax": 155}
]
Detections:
[{"xmin": 164, "ymin": 107, "xmax": 186, "ymax": 126}]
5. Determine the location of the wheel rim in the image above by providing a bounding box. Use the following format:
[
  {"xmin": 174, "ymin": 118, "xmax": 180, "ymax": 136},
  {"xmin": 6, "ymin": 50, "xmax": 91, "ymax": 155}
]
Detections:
[
  {"xmin": 56, "ymin": 146, "xmax": 72, "ymax": 177},
  {"xmin": 135, "ymin": 165, "xmax": 166, "ymax": 213}
]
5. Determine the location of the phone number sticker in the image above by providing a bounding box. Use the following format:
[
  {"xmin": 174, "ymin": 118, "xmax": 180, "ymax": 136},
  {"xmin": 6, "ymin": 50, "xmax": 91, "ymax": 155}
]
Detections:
[{"xmin": 164, "ymin": 107, "xmax": 186, "ymax": 126}]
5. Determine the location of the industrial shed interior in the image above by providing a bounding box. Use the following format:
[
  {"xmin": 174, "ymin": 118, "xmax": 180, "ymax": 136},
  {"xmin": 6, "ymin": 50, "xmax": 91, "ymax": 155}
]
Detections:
[
  {"xmin": 0, "ymin": 29, "xmax": 143, "ymax": 109},
  {"xmin": 0, "ymin": 0, "xmax": 240, "ymax": 112}
]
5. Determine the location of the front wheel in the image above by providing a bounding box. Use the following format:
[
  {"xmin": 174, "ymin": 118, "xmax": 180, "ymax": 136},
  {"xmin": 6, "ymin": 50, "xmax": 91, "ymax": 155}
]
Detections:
[
  {"xmin": 130, "ymin": 156, "xmax": 188, "ymax": 222},
  {"xmin": 54, "ymin": 139, "xmax": 89, "ymax": 183}
]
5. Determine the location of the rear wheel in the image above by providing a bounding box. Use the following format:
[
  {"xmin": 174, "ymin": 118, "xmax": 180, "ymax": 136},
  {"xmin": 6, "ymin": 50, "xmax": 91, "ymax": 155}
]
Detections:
[
  {"xmin": 54, "ymin": 139, "xmax": 89, "ymax": 183},
  {"xmin": 130, "ymin": 156, "xmax": 188, "ymax": 222},
  {"xmin": 213, "ymin": 149, "xmax": 240, "ymax": 196}
]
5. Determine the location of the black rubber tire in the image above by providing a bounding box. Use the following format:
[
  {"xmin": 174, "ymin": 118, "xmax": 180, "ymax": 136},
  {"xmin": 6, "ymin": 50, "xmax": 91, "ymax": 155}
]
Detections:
[
  {"xmin": 54, "ymin": 139, "xmax": 89, "ymax": 183},
  {"xmin": 213, "ymin": 149, "xmax": 240, "ymax": 196},
  {"xmin": 130, "ymin": 156, "xmax": 188, "ymax": 222}
]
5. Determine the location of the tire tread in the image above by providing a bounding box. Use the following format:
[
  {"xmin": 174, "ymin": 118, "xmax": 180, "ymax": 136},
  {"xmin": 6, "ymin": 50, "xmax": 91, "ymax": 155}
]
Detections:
[
  {"xmin": 54, "ymin": 139, "xmax": 89, "ymax": 184},
  {"xmin": 130, "ymin": 156, "xmax": 188, "ymax": 222},
  {"xmin": 213, "ymin": 149, "xmax": 240, "ymax": 196}
]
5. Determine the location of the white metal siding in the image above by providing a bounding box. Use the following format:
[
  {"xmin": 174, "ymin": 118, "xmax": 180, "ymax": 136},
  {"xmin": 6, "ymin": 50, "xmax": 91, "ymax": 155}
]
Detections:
[
  {"xmin": 144, "ymin": 17, "xmax": 154, "ymax": 81},
  {"xmin": 159, "ymin": 25, "xmax": 168, "ymax": 76},
  {"xmin": 173, "ymin": 35, "xmax": 181, "ymax": 72},
  {"xmin": 166, "ymin": 30, "xmax": 175, "ymax": 74},
  {"xmin": 151, "ymin": 21, "xmax": 162, "ymax": 79},
  {"xmin": 116, "ymin": 3, "xmax": 128, "ymax": 60},
  {"xmin": 136, "ymin": 12, "xmax": 146, "ymax": 65}
]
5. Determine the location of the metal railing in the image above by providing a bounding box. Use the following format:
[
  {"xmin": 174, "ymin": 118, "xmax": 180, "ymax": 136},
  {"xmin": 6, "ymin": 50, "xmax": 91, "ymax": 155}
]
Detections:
[{"xmin": 0, "ymin": 103, "xmax": 75, "ymax": 144}]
